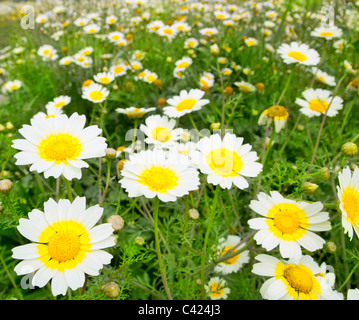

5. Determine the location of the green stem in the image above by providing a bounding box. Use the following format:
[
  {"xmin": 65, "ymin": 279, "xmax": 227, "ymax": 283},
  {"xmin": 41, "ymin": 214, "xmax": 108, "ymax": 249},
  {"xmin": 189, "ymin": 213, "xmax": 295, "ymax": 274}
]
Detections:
[
  {"xmin": 200, "ymin": 185, "xmax": 220, "ymax": 299},
  {"xmin": 338, "ymin": 261, "xmax": 359, "ymax": 292},
  {"xmin": 0, "ymin": 251, "xmax": 23, "ymax": 300},
  {"xmin": 188, "ymin": 113, "xmax": 199, "ymax": 133},
  {"xmin": 153, "ymin": 196, "xmax": 173, "ymax": 300},
  {"xmin": 63, "ymin": 177, "xmax": 73, "ymax": 203},
  {"xmin": 340, "ymin": 97, "xmax": 357, "ymax": 135},
  {"xmin": 276, "ymin": 67, "xmax": 295, "ymax": 105},
  {"xmin": 131, "ymin": 118, "xmax": 138, "ymax": 153}
]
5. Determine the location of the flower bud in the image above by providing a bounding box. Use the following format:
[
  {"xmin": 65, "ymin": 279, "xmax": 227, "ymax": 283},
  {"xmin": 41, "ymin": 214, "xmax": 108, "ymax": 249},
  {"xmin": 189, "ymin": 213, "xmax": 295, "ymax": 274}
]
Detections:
[
  {"xmin": 116, "ymin": 159, "xmax": 127, "ymax": 177},
  {"xmin": 105, "ymin": 148, "xmax": 117, "ymax": 160},
  {"xmin": 319, "ymin": 167, "xmax": 330, "ymax": 180},
  {"xmin": 341, "ymin": 142, "xmax": 358, "ymax": 157},
  {"xmin": 107, "ymin": 215, "xmax": 125, "ymax": 231},
  {"xmin": 302, "ymin": 182, "xmax": 319, "ymax": 195},
  {"xmin": 326, "ymin": 241, "xmax": 337, "ymax": 254},
  {"xmin": 102, "ymin": 282, "xmax": 120, "ymax": 299},
  {"xmin": 135, "ymin": 236, "xmax": 145, "ymax": 245},
  {"xmin": 157, "ymin": 98, "xmax": 166, "ymax": 108},
  {"xmin": 210, "ymin": 44, "xmax": 219, "ymax": 55},
  {"xmin": 0, "ymin": 179, "xmax": 13, "ymax": 194},
  {"xmin": 210, "ymin": 122, "xmax": 221, "ymax": 131},
  {"xmin": 188, "ymin": 208, "xmax": 199, "ymax": 220},
  {"xmin": 224, "ymin": 86, "xmax": 233, "ymax": 95}
]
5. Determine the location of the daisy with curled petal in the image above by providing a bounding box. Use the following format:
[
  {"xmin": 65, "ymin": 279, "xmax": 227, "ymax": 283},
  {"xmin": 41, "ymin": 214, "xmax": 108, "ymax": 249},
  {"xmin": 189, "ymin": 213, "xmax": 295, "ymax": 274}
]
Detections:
[
  {"xmin": 278, "ymin": 41, "xmax": 320, "ymax": 66},
  {"xmin": 311, "ymin": 26, "xmax": 343, "ymax": 40},
  {"xmin": 163, "ymin": 89, "xmax": 209, "ymax": 118},
  {"xmin": 45, "ymin": 95, "xmax": 71, "ymax": 115},
  {"xmin": 205, "ymin": 277, "xmax": 230, "ymax": 300},
  {"xmin": 295, "ymin": 88, "xmax": 343, "ymax": 118},
  {"xmin": 214, "ymin": 235, "xmax": 250, "ymax": 275},
  {"xmin": 82, "ymin": 82, "xmax": 110, "ymax": 103},
  {"xmin": 12, "ymin": 112, "xmax": 107, "ymax": 180},
  {"xmin": 337, "ymin": 166, "xmax": 359, "ymax": 240},
  {"xmin": 248, "ymin": 191, "xmax": 331, "ymax": 259},
  {"xmin": 196, "ymin": 132, "xmax": 263, "ymax": 190},
  {"xmin": 11, "ymin": 196, "xmax": 116, "ymax": 296},
  {"xmin": 258, "ymin": 105, "xmax": 289, "ymax": 133},
  {"xmin": 119, "ymin": 148, "xmax": 200, "ymax": 202},
  {"xmin": 251, "ymin": 254, "xmax": 334, "ymax": 300},
  {"xmin": 139, "ymin": 114, "xmax": 183, "ymax": 147},
  {"xmin": 234, "ymin": 81, "xmax": 256, "ymax": 93}
]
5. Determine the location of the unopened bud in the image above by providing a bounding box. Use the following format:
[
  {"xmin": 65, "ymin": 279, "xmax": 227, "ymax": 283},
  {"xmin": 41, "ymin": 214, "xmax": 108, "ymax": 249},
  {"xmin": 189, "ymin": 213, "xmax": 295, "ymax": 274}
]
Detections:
[
  {"xmin": 326, "ymin": 241, "xmax": 337, "ymax": 254},
  {"xmin": 105, "ymin": 148, "xmax": 117, "ymax": 160},
  {"xmin": 210, "ymin": 123, "xmax": 221, "ymax": 131},
  {"xmin": 341, "ymin": 142, "xmax": 358, "ymax": 157},
  {"xmin": 102, "ymin": 281, "xmax": 120, "ymax": 299},
  {"xmin": 116, "ymin": 159, "xmax": 126, "ymax": 176},
  {"xmin": 350, "ymin": 164, "xmax": 357, "ymax": 171},
  {"xmin": 0, "ymin": 179, "xmax": 13, "ymax": 194},
  {"xmin": 107, "ymin": 215, "xmax": 125, "ymax": 231},
  {"xmin": 135, "ymin": 236, "xmax": 145, "ymax": 245},
  {"xmin": 302, "ymin": 182, "xmax": 319, "ymax": 195},
  {"xmin": 188, "ymin": 208, "xmax": 199, "ymax": 220},
  {"xmin": 319, "ymin": 167, "xmax": 330, "ymax": 180}
]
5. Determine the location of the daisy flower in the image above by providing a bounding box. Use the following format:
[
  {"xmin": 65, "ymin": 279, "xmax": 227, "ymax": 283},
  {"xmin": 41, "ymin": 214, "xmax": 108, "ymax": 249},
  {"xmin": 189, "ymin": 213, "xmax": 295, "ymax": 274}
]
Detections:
[
  {"xmin": 84, "ymin": 23, "xmax": 100, "ymax": 34},
  {"xmin": 12, "ymin": 112, "xmax": 107, "ymax": 180},
  {"xmin": 214, "ymin": 235, "xmax": 250, "ymax": 275},
  {"xmin": 139, "ymin": 115, "xmax": 183, "ymax": 147},
  {"xmin": 45, "ymin": 95, "xmax": 71, "ymax": 115},
  {"xmin": 1, "ymin": 80, "xmax": 22, "ymax": 93},
  {"xmin": 78, "ymin": 47, "xmax": 93, "ymax": 56},
  {"xmin": 278, "ymin": 42, "xmax": 320, "ymax": 66},
  {"xmin": 258, "ymin": 105, "xmax": 289, "ymax": 133},
  {"xmin": 311, "ymin": 26, "xmax": 343, "ymax": 40},
  {"xmin": 184, "ymin": 38, "xmax": 199, "ymax": 49},
  {"xmin": 12, "ymin": 197, "xmax": 116, "ymax": 296},
  {"xmin": 107, "ymin": 31, "xmax": 125, "ymax": 43},
  {"xmin": 119, "ymin": 148, "xmax": 200, "ymax": 202},
  {"xmin": 337, "ymin": 166, "xmax": 359, "ymax": 240},
  {"xmin": 311, "ymin": 67, "xmax": 336, "ymax": 86},
  {"xmin": 82, "ymin": 83, "xmax": 110, "ymax": 103},
  {"xmin": 295, "ymin": 88, "xmax": 343, "ymax": 118},
  {"xmin": 93, "ymin": 72, "xmax": 115, "ymax": 85},
  {"xmin": 163, "ymin": 89, "xmax": 209, "ymax": 118},
  {"xmin": 248, "ymin": 191, "xmax": 331, "ymax": 259},
  {"xmin": 175, "ymin": 57, "xmax": 193, "ymax": 70},
  {"xmin": 38, "ymin": 45, "xmax": 58, "ymax": 61},
  {"xmin": 205, "ymin": 277, "xmax": 230, "ymax": 300},
  {"xmin": 244, "ymin": 37, "xmax": 258, "ymax": 47},
  {"xmin": 106, "ymin": 15, "xmax": 118, "ymax": 25},
  {"xmin": 251, "ymin": 254, "xmax": 334, "ymax": 300},
  {"xmin": 110, "ymin": 63, "xmax": 128, "ymax": 77},
  {"xmin": 199, "ymin": 27, "xmax": 219, "ymax": 37},
  {"xmin": 196, "ymin": 132, "xmax": 263, "ymax": 189},
  {"xmin": 74, "ymin": 17, "xmax": 89, "ymax": 27},
  {"xmin": 116, "ymin": 106, "xmax": 156, "ymax": 119},
  {"xmin": 157, "ymin": 25, "xmax": 178, "ymax": 40},
  {"xmin": 234, "ymin": 81, "xmax": 256, "ymax": 93},
  {"xmin": 59, "ymin": 56, "xmax": 74, "ymax": 66}
]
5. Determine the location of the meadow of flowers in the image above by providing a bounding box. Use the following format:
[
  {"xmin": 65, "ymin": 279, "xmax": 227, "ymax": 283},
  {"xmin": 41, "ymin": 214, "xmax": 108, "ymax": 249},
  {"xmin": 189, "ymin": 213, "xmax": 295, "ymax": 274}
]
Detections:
[{"xmin": 0, "ymin": 0, "xmax": 358, "ymax": 301}]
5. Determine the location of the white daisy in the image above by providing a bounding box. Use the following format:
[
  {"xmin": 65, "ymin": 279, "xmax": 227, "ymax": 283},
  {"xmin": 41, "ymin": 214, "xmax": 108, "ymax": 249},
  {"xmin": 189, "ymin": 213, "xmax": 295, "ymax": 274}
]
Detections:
[
  {"xmin": 214, "ymin": 235, "xmax": 250, "ymax": 275},
  {"xmin": 248, "ymin": 191, "xmax": 331, "ymax": 259},
  {"xmin": 119, "ymin": 148, "xmax": 200, "ymax": 202},
  {"xmin": 278, "ymin": 42, "xmax": 320, "ymax": 66},
  {"xmin": 295, "ymin": 88, "xmax": 343, "ymax": 118},
  {"xmin": 93, "ymin": 72, "xmax": 115, "ymax": 85},
  {"xmin": 82, "ymin": 83, "xmax": 110, "ymax": 103},
  {"xmin": 205, "ymin": 277, "xmax": 230, "ymax": 300},
  {"xmin": 311, "ymin": 26, "xmax": 343, "ymax": 40},
  {"xmin": 337, "ymin": 166, "xmax": 359, "ymax": 240},
  {"xmin": 175, "ymin": 57, "xmax": 193, "ymax": 70},
  {"xmin": 311, "ymin": 67, "xmax": 336, "ymax": 86},
  {"xmin": 115, "ymin": 106, "xmax": 156, "ymax": 119},
  {"xmin": 163, "ymin": 89, "xmax": 209, "ymax": 118},
  {"xmin": 12, "ymin": 197, "xmax": 116, "ymax": 296},
  {"xmin": 196, "ymin": 133, "xmax": 263, "ymax": 189},
  {"xmin": 139, "ymin": 115, "xmax": 183, "ymax": 147},
  {"xmin": 45, "ymin": 95, "xmax": 71, "ymax": 115},
  {"xmin": 12, "ymin": 112, "xmax": 107, "ymax": 180}
]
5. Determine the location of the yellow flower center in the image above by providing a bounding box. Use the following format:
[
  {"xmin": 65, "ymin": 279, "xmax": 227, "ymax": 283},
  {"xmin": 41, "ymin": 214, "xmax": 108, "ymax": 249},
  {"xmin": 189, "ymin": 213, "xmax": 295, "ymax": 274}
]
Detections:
[
  {"xmin": 43, "ymin": 49, "xmax": 50, "ymax": 55},
  {"xmin": 349, "ymin": 78, "xmax": 359, "ymax": 88},
  {"xmin": 341, "ymin": 187, "xmax": 359, "ymax": 223},
  {"xmin": 146, "ymin": 75, "xmax": 155, "ymax": 82},
  {"xmin": 270, "ymin": 203, "xmax": 304, "ymax": 235},
  {"xmin": 139, "ymin": 166, "xmax": 178, "ymax": 193},
  {"xmin": 283, "ymin": 265, "xmax": 313, "ymax": 294},
  {"xmin": 246, "ymin": 40, "xmax": 256, "ymax": 46},
  {"xmin": 209, "ymin": 283, "xmax": 224, "ymax": 298},
  {"xmin": 99, "ymin": 77, "xmax": 110, "ymax": 84},
  {"xmin": 176, "ymin": 98, "xmax": 197, "ymax": 112},
  {"xmin": 163, "ymin": 28, "xmax": 173, "ymax": 35},
  {"xmin": 188, "ymin": 41, "xmax": 196, "ymax": 47},
  {"xmin": 151, "ymin": 127, "xmax": 172, "ymax": 143},
  {"xmin": 113, "ymin": 66, "xmax": 124, "ymax": 74},
  {"xmin": 287, "ymin": 51, "xmax": 307, "ymax": 62},
  {"xmin": 38, "ymin": 133, "xmax": 82, "ymax": 164},
  {"xmin": 10, "ymin": 85, "xmax": 19, "ymax": 90},
  {"xmin": 88, "ymin": 28, "xmax": 96, "ymax": 33},
  {"xmin": 48, "ymin": 230, "xmax": 81, "ymax": 262},
  {"xmin": 309, "ymin": 98, "xmax": 329, "ymax": 113},
  {"xmin": 177, "ymin": 61, "xmax": 190, "ymax": 69},
  {"xmin": 265, "ymin": 105, "xmax": 289, "ymax": 120},
  {"xmin": 206, "ymin": 148, "xmax": 243, "ymax": 177},
  {"xmin": 220, "ymin": 246, "xmax": 240, "ymax": 265},
  {"xmin": 319, "ymin": 31, "xmax": 334, "ymax": 37},
  {"xmin": 54, "ymin": 101, "xmax": 66, "ymax": 108},
  {"xmin": 111, "ymin": 35, "xmax": 120, "ymax": 40},
  {"xmin": 89, "ymin": 90, "xmax": 104, "ymax": 101}
]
